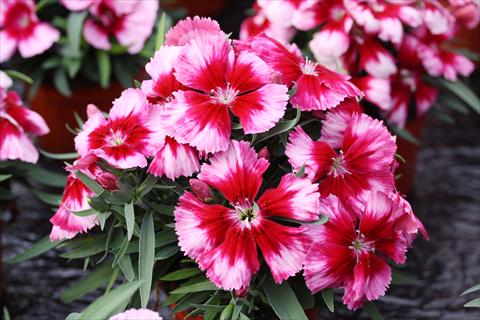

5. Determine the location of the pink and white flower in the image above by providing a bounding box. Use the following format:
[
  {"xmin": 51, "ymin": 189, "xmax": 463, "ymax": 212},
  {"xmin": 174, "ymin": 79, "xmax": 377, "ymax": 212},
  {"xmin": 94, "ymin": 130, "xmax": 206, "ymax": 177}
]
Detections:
[
  {"xmin": 304, "ymin": 191, "xmax": 424, "ymax": 309},
  {"xmin": 162, "ymin": 35, "xmax": 289, "ymax": 153},
  {"xmin": 61, "ymin": 0, "xmax": 158, "ymax": 54},
  {"xmin": 49, "ymin": 174, "xmax": 97, "ymax": 241},
  {"xmin": 345, "ymin": 0, "xmax": 421, "ymax": 44},
  {"xmin": 175, "ymin": 141, "xmax": 320, "ymax": 290},
  {"xmin": 110, "ymin": 308, "xmax": 162, "ymax": 320},
  {"xmin": 286, "ymin": 112, "xmax": 396, "ymax": 210},
  {"xmin": 0, "ymin": 71, "xmax": 13, "ymax": 89},
  {"xmin": 449, "ymin": 0, "xmax": 480, "ymax": 29},
  {"xmin": 74, "ymin": 89, "xmax": 153, "ymax": 169},
  {"xmin": 141, "ymin": 45, "xmax": 183, "ymax": 105},
  {"xmin": 0, "ymin": 0, "xmax": 60, "ymax": 62},
  {"xmin": 164, "ymin": 16, "xmax": 225, "ymax": 46},
  {"xmin": 0, "ymin": 89, "xmax": 49, "ymax": 163},
  {"xmin": 419, "ymin": 44, "xmax": 475, "ymax": 81},
  {"xmin": 354, "ymin": 76, "xmax": 391, "ymax": 110},
  {"xmin": 244, "ymin": 34, "xmax": 362, "ymax": 112},
  {"xmin": 422, "ymin": 1, "xmax": 455, "ymax": 36}
]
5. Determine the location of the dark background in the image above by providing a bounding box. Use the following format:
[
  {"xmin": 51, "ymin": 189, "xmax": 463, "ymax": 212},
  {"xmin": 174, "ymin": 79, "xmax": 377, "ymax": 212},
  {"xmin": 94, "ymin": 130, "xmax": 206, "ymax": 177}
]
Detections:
[{"xmin": 3, "ymin": 1, "xmax": 480, "ymax": 319}]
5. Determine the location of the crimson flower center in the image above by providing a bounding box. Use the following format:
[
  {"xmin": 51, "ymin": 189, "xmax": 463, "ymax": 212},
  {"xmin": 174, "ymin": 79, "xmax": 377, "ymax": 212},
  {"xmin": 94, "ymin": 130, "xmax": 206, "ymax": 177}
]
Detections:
[
  {"xmin": 301, "ymin": 59, "xmax": 318, "ymax": 76},
  {"xmin": 328, "ymin": 152, "xmax": 350, "ymax": 177},
  {"xmin": 107, "ymin": 129, "xmax": 125, "ymax": 146},
  {"xmin": 400, "ymin": 69, "xmax": 417, "ymax": 91},
  {"xmin": 349, "ymin": 231, "xmax": 375, "ymax": 254},
  {"xmin": 210, "ymin": 84, "xmax": 239, "ymax": 105},
  {"xmin": 331, "ymin": 7, "xmax": 346, "ymax": 21},
  {"xmin": 5, "ymin": 2, "xmax": 33, "ymax": 35}
]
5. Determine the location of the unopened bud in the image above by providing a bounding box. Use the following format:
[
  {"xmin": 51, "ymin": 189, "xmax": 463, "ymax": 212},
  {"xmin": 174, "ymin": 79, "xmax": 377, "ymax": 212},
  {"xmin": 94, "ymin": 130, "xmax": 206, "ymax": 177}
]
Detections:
[
  {"xmin": 189, "ymin": 179, "xmax": 212, "ymax": 202},
  {"xmin": 258, "ymin": 146, "xmax": 269, "ymax": 159}
]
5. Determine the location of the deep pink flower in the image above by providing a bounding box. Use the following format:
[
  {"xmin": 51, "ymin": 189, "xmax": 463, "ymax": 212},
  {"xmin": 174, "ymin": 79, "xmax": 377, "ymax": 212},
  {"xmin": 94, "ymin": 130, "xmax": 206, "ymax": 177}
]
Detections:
[
  {"xmin": 74, "ymin": 90, "xmax": 153, "ymax": 169},
  {"xmin": 141, "ymin": 45, "xmax": 184, "ymax": 105},
  {"xmin": 422, "ymin": 1, "xmax": 455, "ymax": 36},
  {"xmin": 62, "ymin": 0, "xmax": 158, "ymax": 54},
  {"xmin": 308, "ymin": 0, "xmax": 353, "ymax": 67},
  {"xmin": 175, "ymin": 141, "xmax": 320, "ymax": 290},
  {"xmin": 256, "ymin": 0, "xmax": 323, "ymax": 31},
  {"xmin": 419, "ymin": 44, "xmax": 475, "ymax": 81},
  {"xmin": 450, "ymin": 0, "xmax": 480, "ymax": 29},
  {"xmin": 304, "ymin": 192, "xmax": 423, "ymax": 309},
  {"xmin": 0, "ymin": 89, "xmax": 49, "ymax": 163},
  {"xmin": 286, "ymin": 111, "xmax": 396, "ymax": 210},
  {"xmin": 164, "ymin": 16, "xmax": 225, "ymax": 46},
  {"xmin": 49, "ymin": 173, "xmax": 97, "ymax": 241},
  {"xmin": 240, "ymin": 8, "xmax": 295, "ymax": 44},
  {"xmin": 109, "ymin": 308, "xmax": 162, "ymax": 320},
  {"xmin": 147, "ymin": 104, "xmax": 201, "ymax": 180},
  {"xmin": 0, "ymin": 0, "xmax": 60, "ymax": 62},
  {"xmin": 162, "ymin": 35, "xmax": 289, "ymax": 153},
  {"xmin": 353, "ymin": 76, "xmax": 391, "ymax": 111},
  {"xmin": 243, "ymin": 34, "xmax": 362, "ymax": 112},
  {"xmin": 345, "ymin": 0, "xmax": 422, "ymax": 44}
]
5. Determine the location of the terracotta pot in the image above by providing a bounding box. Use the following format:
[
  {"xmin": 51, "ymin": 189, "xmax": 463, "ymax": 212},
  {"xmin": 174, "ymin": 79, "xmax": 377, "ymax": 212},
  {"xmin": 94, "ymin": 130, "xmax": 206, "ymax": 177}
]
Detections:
[
  {"xmin": 29, "ymin": 82, "xmax": 124, "ymax": 153},
  {"xmin": 395, "ymin": 116, "xmax": 427, "ymax": 196},
  {"xmin": 162, "ymin": 0, "xmax": 229, "ymax": 16}
]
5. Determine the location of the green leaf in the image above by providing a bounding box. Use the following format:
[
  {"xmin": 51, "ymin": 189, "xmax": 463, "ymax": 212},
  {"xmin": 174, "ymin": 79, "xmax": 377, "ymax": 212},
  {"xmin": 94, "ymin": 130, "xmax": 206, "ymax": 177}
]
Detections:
[
  {"xmin": 160, "ymin": 268, "xmax": 201, "ymax": 281},
  {"xmin": 6, "ymin": 236, "xmax": 61, "ymax": 264},
  {"xmin": 67, "ymin": 11, "xmax": 87, "ymax": 56},
  {"xmin": 263, "ymin": 277, "xmax": 308, "ymax": 320},
  {"xmin": 124, "ymin": 202, "xmax": 135, "ymax": 241},
  {"xmin": 3, "ymin": 307, "xmax": 11, "ymax": 320},
  {"xmin": 79, "ymin": 281, "xmax": 142, "ymax": 320},
  {"xmin": 19, "ymin": 163, "xmax": 67, "ymax": 188},
  {"xmin": 65, "ymin": 313, "xmax": 82, "ymax": 320},
  {"xmin": 53, "ymin": 68, "xmax": 72, "ymax": 96},
  {"xmin": 192, "ymin": 304, "xmax": 226, "ymax": 313},
  {"xmin": 464, "ymin": 298, "xmax": 480, "ymax": 308},
  {"xmin": 461, "ymin": 283, "xmax": 480, "ymax": 296},
  {"xmin": 436, "ymin": 78, "xmax": 480, "ymax": 113},
  {"xmin": 295, "ymin": 165, "xmax": 305, "ymax": 178},
  {"xmin": 39, "ymin": 149, "xmax": 77, "ymax": 160},
  {"xmin": 220, "ymin": 303, "xmax": 234, "ymax": 320},
  {"xmin": 321, "ymin": 288, "xmax": 334, "ymax": 312},
  {"xmin": 363, "ymin": 301, "xmax": 384, "ymax": 320},
  {"xmin": 256, "ymin": 108, "xmax": 301, "ymax": 144},
  {"xmin": 155, "ymin": 245, "xmax": 179, "ymax": 260},
  {"xmin": 4, "ymin": 70, "xmax": 33, "ymax": 84},
  {"xmin": 105, "ymin": 266, "xmax": 120, "ymax": 293},
  {"xmin": 149, "ymin": 203, "xmax": 175, "ymax": 216},
  {"xmin": 390, "ymin": 125, "xmax": 419, "ymax": 145},
  {"xmin": 73, "ymin": 208, "xmax": 98, "ymax": 217},
  {"xmin": 97, "ymin": 50, "xmax": 111, "ymax": 89},
  {"xmin": 118, "ymin": 255, "xmax": 135, "ymax": 281},
  {"xmin": 32, "ymin": 189, "xmax": 62, "ymax": 206},
  {"xmin": 75, "ymin": 171, "xmax": 104, "ymax": 195},
  {"xmin": 60, "ymin": 236, "xmax": 106, "ymax": 259},
  {"xmin": 0, "ymin": 174, "xmax": 12, "ymax": 182},
  {"xmin": 60, "ymin": 262, "xmax": 112, "ymax": 302},
  {"xmin": 35, "ymin": 0, "xmax": 53, "ymax": 11},
  {"xmin": 155, "ymin": 12, "xmax": 167, "ymax": 50},
  {"xmin": 113, "ymin": 236, "xmax": 130, "ymax": 267},
  {"xmin": 138, "ymin": 175, "xmax": 158, "ymax": 197},
  {"xmin": 138, "ymin": 213, "xmax": 155, "ymax": 308},
  {"xmin": 391, "ymin": 269, "xmax": 417, "ymax": 285},
  {"xmin": 170, "ymin": 280, "xmax": 219, "ymax": 295}
]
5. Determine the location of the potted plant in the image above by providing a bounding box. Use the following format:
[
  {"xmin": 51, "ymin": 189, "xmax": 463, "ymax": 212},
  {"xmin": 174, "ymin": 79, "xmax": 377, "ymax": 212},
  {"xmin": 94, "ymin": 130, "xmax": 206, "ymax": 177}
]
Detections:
[
  {"xmin": 7, "ymin": 17, "xmax": 428, "ymax": 320},
  {"xmin": 0, "ymin": 0, "xmax": 161, "ymax": 153},
  {"xmin": 239, "ymin": 0, "xmax": 480, "ymax": 195}
]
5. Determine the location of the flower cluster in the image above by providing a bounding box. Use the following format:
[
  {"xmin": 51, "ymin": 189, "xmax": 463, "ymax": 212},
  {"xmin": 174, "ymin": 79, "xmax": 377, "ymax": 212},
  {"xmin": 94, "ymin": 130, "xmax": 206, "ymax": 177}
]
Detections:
[
  {"xmin": 48, "ymin": 16, "xmax": 427, "ymax": 315},
  {"xmin": 0, "ymin": 0, "xmax": 60, "ymax": 62},
  {"xmin": 61, "ymin": 0, "xmax": 158, "ymax": 54},
  {"xmin": 241, "ymin": 0, "xmax": 478, "ymax": 128},
  {"xmin": 0, "ymin": 71, "xmax": 49, "ymax": 163}
]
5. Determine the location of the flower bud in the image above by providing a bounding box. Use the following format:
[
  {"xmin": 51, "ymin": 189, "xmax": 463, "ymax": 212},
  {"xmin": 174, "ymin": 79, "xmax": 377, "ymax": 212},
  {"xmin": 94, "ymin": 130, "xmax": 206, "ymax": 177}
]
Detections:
[
  {"xmin": 258, "ymin": 146, "xmax": 269, "ymax": 160},
  {"xmin": 189, "ymin": 179, "xmax": 213, "ymax": 202}
]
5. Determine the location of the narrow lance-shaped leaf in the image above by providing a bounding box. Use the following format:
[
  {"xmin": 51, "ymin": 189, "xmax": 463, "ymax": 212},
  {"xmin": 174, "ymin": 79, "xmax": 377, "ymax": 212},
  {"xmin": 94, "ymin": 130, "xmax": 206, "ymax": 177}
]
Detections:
[
  {"xmin": 155, "ymin": 12, "xmax": 167, "ymax": 50},
  {"xmin": 5, "ymin": 236, "xmax": 62, "ymax": 264},
  {"xmin": 138, "ymin": 213, "xmax": 155, "ymax": 308},
  {"xmin": 124, "ymin": 202, "xmax": 135, "ymax": 241},
  {"xmin": 79, "ymin": 281, "xmax": 142, "ymax": 320},
  {"xmin": 97, "ymin": 50, "xmax": 111, "ymax": 88},
  {"xmin": 321, "ymin": 288, "xmax": 334, "ymax": 312},
  {"xmin": 263, "ymin": 276, "xmax": 308, "ymax": 320}
]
